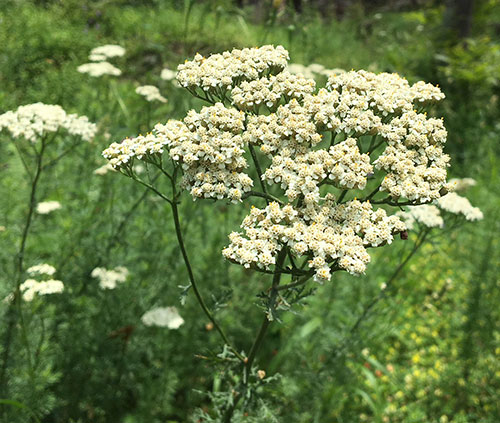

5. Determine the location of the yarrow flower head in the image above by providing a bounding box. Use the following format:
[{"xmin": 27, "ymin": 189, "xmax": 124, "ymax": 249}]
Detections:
[
  {"xmin": 93, "ymin": 163, "xmax": 116, "ymax": 176},
  {"xmin": 20, "ymin": 278, "xmax": 64, "ymax": 302},
  {"xmin": 135, "ymin": 85, "xmax": 167, "ymax": 103},
  {"xmin": 78, "ymin": 62, "xmax": 122, "ymax": 77},
  {"xmin": 141, "ymin": 306, "xmax": 184, "ymax": 329},
  {"xmin": 89, "ymin": 44, "xmax": 126, "ymax": 61},
  {"xmin": 398, "ymin": 191, "xmax": 482, "ymax": 231},
  {"xmin": 448, "ymin": 177, "xmax": 476, "ymax": 192},
  {"xmin": 27, "ymin": 263, "xmax": 57, "ymax": 276},
  {"xmin": 91, "ymin": 266, "xmax": 129, "ymax": 290},
  {"xmin": 436, "ymin": 192, "xmax": 483, "ymax": 221},
  {"xmin": 103, "ymin": 45, "xmax": 462, "ymax": 281},
  {"xmin": 397, "ymin": 205, "xmax": 444, "ymax": 230},
  {"xmin": 161, "ymin": 68, "xmax": 177, "ymax": 81},
  {"xmin": 36, "ymin": 201, "xmax": 61, "ymax": 215},
  {"xmin": 0, "ymin": 103, "xmax": 97, "ymax": 143}
]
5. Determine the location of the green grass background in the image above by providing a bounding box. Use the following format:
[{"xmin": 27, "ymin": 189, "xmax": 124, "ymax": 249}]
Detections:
[{"xmin": 0, "ymin": 0, "xmax": 499, "ymax": 422}]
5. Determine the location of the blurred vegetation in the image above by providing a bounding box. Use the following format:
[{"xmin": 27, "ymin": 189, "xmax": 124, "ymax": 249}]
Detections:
[{"xmin": 0, "ymin": 0, "xmax": 499, "ymax": 422}]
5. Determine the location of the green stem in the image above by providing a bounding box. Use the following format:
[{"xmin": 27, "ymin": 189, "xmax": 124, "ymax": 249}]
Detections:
[
  {"xmin": 170, "ymin": 174, "xmax": 245, "ymax": 363},
  {"xmin": 244, "ymin": 248, "xmax": 287, "ymax": 381},
  {"xmin": 224, "ymin": 249, "xmax": 288, "ymax": 423},
  {"xmin": 248, "ymin": 144, "xmax": 268, "ymax": 195},
  {"xmin": 1, "ymin": 137, "xmax": 47, "ymax": 391},
  {"xmin": 242, "ymin": 190, "xmax": 283, "ymax": 205}
]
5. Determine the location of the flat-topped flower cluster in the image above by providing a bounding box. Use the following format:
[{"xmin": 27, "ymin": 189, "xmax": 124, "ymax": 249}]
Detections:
[
  {"xmin": 223, "ymin": 197, "xmax": 405, "ymax": 281},
  {"xmin": 78, "ymin": 44, "xmax": 125, "ymax": 77},
  {"xmin": 103, "ymin": 45, "xmax": 457, "ymax": 280},
  {"xmin": 0, "ymin": 103, "xmax": 97, "ymax": 143}
]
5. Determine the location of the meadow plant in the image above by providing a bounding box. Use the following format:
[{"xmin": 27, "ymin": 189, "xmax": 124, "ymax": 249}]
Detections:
[
  {"xmin": 101, "ymin": 45, "xmax": 480, "ymax": 420},
  {"xmin": 0, "ymin": 103, "xmax": 96, "ymax": 397}
]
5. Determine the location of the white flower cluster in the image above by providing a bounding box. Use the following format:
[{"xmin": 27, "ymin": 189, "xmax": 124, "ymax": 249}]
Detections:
[
  {"xmin": 104, "ymin": 104, "xmax": 253, "ymax": 202},
  {"xmin": 89, "ymin": 44, "xmax": 126, "ymax": 61},
  {"xmin": 374, "ymin": 111, "xmax": 450, "ymax": 201},
  {"xmin": 174, "ymin": 104, "xmax": 252, "ymax": 201},
  {"xmin": 36, "ymin": 201, "xmax": 61, "ymax": 215},
  {"xmin": 399, "ymin": 191, "xmax": 482, "ymax": 230},
  {"xmin": 77, "ymin": 62, "xmax": 122, "ymax": 77},
  {"xmin": 244, "ymin": 99, "xmax": 323, "ymax": 155},
  {"xmin": 141, "ymin": 306, "xmax": 184, "ymax": 329},
  {"xmin": 223, "ymin": 198, "xmax": 405, "ymax": 281},
  {"xmin": 0, "ymin": 103, "xmax": 97, "ymax": 143},
  {"xmin": 448, "ymin": 177, "xmax": 476, "ymax": 192},
  {"xmin": 436, "ymin": 192, "xmax": 483, "ymax": 221},
  {"xmin": 231, "ymin": 71, "xmax": 315, "ymax": 110},
  {"xmin": 135, "ymin": 85, "xmax": 167, "ymax": 103},
  {"xmin": 263, "ymin": 138, "xmax": 372, "ymax": 204},
  {"xmin": 102, "ymin": 132, "xmax": 169, "ymax": 169},
  {"xmin": 20, "ymin": 278, "xmax": 64, "ymax": 302},
  {"xmin": 27, "ymin": 263, "xmax": 57, "ymax": 276},
  {"xmin": 91, "ymin": 266, "xmax": 129, "ymax": 290},
  {"xmin": 397, "ymin": 205, "xmax": 444, "ymax": 230},
  {"xmin": 326, "ymin": 70, "xmax": 444, "ymax": 117},
  {"xmin": 161, "ymin": 68, "xmax": 177, "ymax": 81},
  {"xmin": 104, "ymin": 45, "xmax": 455, "ymax": 281},
  {"xmin": 287, "ymin": 63, "xmax": 345, "ymax": 79},
  {"xmin": 177, "ymin": 45, "xmax": 289, "ymax": 92},
  {"xmin": 93, "ymin": 163, "xmax": 116, "ymax": 176}
]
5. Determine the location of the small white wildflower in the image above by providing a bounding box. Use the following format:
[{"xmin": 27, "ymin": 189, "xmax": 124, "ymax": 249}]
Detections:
[
  {"xmin": 436, "ymin": 193, "xmax": 483, "ymax": 221},
  {"xmin": 397, "ymin": 205, "xmax": 444, "ymax": 230},
  {"xmin": 90, "ymin": 44, "xmax": 126, "ymax": 59},
  {"xmin": 161, "ymin": 68, "xmax": 177, "ymax": 81},
  {"xmin": 36, "ymin": 280, "xmax": 64, "ymax": 296},
  {"xmin": 0, "ymin": 103, "xmax": 97, "ymax": 142},
  {"xmin": 141, "ymin": 306, "xmax": 184, "ymax": 329},
  {"xmin": 27, "ymin": 263, "xmax": 56, "ymax": 276},
  {"xmin": 135, "ymin": 85, "xmax": 167, "ymax": 103},
  {"xmin": 36, "ymin": 201, "xmax": 61, "ymax": 215},
  {"xmin": 20, "ymin": 278, "xmax": 64, "ymax": 301},
  {"xmin": 91, "ymin": 266, "xmax": 129, "ymax": 289},
  {"xmin": 448, "ymin": 178, "xmax": 476, "ymax": 192},
  {"xmin": 78, "ymin": 62, "xmax": 122, "ymax": 77},
  {"xmin": 89, "ymin": 53, "xmax": 107, "ymax": 62},
  {"xmin": 93, "ymin": 163, "xmax": 116, "ymax": 176}
]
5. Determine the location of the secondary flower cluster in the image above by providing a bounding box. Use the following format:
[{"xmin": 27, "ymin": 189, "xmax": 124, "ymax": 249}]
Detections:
[
  {"xmin": 262, "ymin": 137, "xmax": 372, "ymax": 204},
  {"xmin": 104, "ymin": 45, "xmax": 456, "ymax": 281},
  {"xmin": 27, "ymin": 263, "xmax": 57, "ymax": 276},
  {"xmin": 436, "ymin": 192, "xmax": 483, "ymax": 221},
  {"xmin": 0, "ymin": 103, "xmax": 97, "ymax": 143},
  {"xmin": 176, "ymin": 45, "xmax": 289, "ymax": 93},
  {"xmin": 135, "ymin": 85, "xmax": 167, "ymax": 103},
  {"xmin": 141, "ymin": 306, "xmax": 184, "ymax": 329},
  {"xmin": 223, "ymin": 198, "xmax": 405, "ymax": 280},
  {"xmin": 77, "ymin": 62, "xmax": 122, "ymax": 77},
  {"xmin": 78, "ymin": 44, "xmax": 125, "ymax": 77},
  {"xmin": 36, "ymin": 200, "xmax": 61, "ymax": 215},
  {"xmin": 91, "ymin": 266, "xmax": 129, "ymax": 290},
  {"xmin": 89, "ymin": 44, "xmax": 126, "ymax": 61},
  {"xmin": 231, "ymin": 71, "xmax": 315, "ymax": 111},
  {"xmin": 104, "ymin": 103, "xmax": 254, "ymax": 202},
  {"xmin": 20, "ymin": 279, "xmax": 64, "ymax": 302},
  {"xmin": 399, "ymin": 181, "xmax": 483, "ymax": 230}
]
